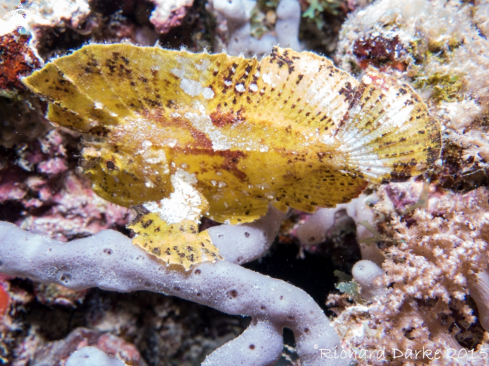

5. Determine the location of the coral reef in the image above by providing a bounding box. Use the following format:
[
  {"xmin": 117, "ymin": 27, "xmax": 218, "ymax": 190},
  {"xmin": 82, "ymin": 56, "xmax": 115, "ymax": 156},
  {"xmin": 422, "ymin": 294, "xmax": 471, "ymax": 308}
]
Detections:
[
  {"xmin": 0, "ymin": 30, "xmax": 42, "ymax": 96},
  {"xmin": 66, "ymin": 346, "xmax": 126, "ymax": 366},
  {"xmin": 0, "ymin": 275, "xmax": 9, "ymax": 319},
  {"xmin": 149, "ymin": 0, "xmax": 194, "ymax": 33},
  {"xmin": 1, "ymin": 1, "xmax": 30, "ymax": 36},
  {"xmin": 350, "ymin": 259, "xmax": 385, "ymax": 302},
  {"xmin": 0, "ymin": 95, "xmax": 50, "ymax": 148},
  {"xmin": 296, "ymin": 194, "xmax": 384, "ymax": 267},
  {"xmin": 22, "ymin": 0, "xmax": 91, "ymax": 46},
  {"xmin": 0, "ymin": 272, "xmax": 34, "ymax": 364},
  {"xmin": 302, "ymin": 0, "xmax": 345, "ymax": 30},
  {"xmin": 32, "ymin": 328, "xmax": 145, "ymax": 366},
  {"xmin": 0, "ymin": 124, "xmax": 131, "ymax": 241},
  {"xmin": 0, "ymin": 0, "xmax": 488, "ymax": 364},
  {"xmin": 319, "ymin": 11, "xmax": 489, "ymax": 361},
  {"xmin": 1, "ymin": 276, "xmax": 244, "ymax": 365}
]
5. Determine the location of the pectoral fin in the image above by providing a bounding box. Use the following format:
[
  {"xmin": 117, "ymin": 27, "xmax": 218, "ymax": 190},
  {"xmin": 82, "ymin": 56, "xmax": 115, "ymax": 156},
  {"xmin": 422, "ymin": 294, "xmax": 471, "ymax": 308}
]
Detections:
[
  {"xmin": 129, "ymin": 211, "xmax": 221, "ymax": 270},
  {"xmin": 128, "ymin": 169, "xmax": 222, "ymax": 270}
]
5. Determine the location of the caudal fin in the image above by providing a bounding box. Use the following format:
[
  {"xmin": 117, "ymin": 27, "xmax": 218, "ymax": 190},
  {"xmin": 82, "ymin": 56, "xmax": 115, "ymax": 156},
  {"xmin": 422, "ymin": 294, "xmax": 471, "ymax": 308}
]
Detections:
[{"xmin": 333, "ymin": 67, "xmax": 441, "ymax": 183}]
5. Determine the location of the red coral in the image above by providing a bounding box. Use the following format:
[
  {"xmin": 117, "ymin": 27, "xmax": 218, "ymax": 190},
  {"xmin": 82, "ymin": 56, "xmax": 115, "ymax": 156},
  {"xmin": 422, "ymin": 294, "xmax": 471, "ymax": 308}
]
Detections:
[
  {"xmin": 0, "ymin": 30, "xmax": 42, "ymax": 94},
  {"xmin": 353, "ymin": 34, "xmax": 407, "ymax": 71},
  {"xmin": 0, "ymin": 274, "xmax": 10, "ymax": 318}
]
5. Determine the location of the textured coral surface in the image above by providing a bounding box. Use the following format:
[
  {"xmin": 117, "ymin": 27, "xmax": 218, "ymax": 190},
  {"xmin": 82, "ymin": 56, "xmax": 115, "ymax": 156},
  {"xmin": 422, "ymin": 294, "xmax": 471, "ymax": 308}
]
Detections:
[
  {"xmin": 337, "ymin": 0, "xmax": 489, "ymax": 189},
  {"xmin": 0, "ymin": 30, "xmax": 42, "ymax": 96}
]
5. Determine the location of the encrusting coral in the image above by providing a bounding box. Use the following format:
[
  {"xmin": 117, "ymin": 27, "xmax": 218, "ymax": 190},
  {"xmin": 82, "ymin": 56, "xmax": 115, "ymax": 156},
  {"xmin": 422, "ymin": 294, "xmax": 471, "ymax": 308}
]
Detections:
[
  {"xmin": 328, "ymin": 183, "xmax": 489, "ymax": 365},
  {"xmin": 0, "ymin": 122, "xmax": 132, "ymax": 242},
  {"xmin": 149, "ymin": 0, "xmax": 195, "ymax": 33},
  {"xmin": 0, "ymin": 30, "xmax": 42, "ymax": 97}
]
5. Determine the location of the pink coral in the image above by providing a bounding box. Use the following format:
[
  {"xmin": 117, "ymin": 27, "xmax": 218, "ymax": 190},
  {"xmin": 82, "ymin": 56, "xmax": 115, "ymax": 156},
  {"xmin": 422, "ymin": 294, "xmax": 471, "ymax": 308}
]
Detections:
[
  {"xmin": 19, "ymin": 171, "xmax": 132, "ymax": 241},
  {"xmin": 1, "ymin": 127, "xmax": 132, "ymax": 241},
  {"xmin": 149, "ymin": 0, "xmax": 193, "ymax": 33}
]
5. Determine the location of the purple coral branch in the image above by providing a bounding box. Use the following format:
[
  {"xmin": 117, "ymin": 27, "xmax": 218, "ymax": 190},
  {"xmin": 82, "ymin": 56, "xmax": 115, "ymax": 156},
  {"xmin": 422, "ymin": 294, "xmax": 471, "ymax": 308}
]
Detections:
[{"xmin": 0, "ymin": 222, "xmax": 347, "ymax": 366}]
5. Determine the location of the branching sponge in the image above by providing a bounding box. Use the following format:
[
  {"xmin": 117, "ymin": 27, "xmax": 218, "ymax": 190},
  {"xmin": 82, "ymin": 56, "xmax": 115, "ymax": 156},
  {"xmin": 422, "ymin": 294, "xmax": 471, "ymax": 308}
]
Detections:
[{"xmin": 0, "ymin": 221, "xmax": 348, "ymax": 366}]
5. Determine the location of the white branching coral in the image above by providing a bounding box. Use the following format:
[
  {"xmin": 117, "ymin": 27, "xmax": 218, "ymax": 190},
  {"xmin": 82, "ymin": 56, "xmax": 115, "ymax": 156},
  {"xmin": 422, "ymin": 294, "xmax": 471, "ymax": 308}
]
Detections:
[{"xmin": 329, "ymin": 184, "xmax": 489, "ymax": 365}]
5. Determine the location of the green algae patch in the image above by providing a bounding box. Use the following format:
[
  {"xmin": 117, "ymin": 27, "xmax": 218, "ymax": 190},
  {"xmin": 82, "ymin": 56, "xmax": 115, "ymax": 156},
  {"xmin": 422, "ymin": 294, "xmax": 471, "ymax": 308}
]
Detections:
[{"xmin": 413, "ymin": 72, "xmax": 463, "ymax": 103}]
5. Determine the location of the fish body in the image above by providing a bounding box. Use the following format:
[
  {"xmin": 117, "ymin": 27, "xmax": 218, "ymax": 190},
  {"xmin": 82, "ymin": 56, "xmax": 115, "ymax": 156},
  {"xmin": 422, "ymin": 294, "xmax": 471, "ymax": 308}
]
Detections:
[{"xmin": 23, "ymin": 44, "xmax": 441, "ymax": 269}]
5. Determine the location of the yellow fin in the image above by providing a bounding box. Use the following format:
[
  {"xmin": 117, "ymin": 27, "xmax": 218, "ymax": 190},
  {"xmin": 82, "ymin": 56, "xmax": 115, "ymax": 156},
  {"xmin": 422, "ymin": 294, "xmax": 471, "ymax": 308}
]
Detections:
[
  {"xmin": 333, "ymin": 66, "xmax": 441, "ymax": 183},
  {"xmin": 22, "ymin": 63, "xmax": 119, "ymax": 134},
  {"xmin": 128, "ymin": 175, "xmax": 222, "ymax": 270},
  {"xmin": 81, "ymin": 144, "xmax": 172, "ymax": 207},
  {"xmin": 129, "ymin": 212, "xmax": 222, "ymax": 270},
  {"xmin": 275, "ymin": 169, "xmax": 369, "ymax": 211}
]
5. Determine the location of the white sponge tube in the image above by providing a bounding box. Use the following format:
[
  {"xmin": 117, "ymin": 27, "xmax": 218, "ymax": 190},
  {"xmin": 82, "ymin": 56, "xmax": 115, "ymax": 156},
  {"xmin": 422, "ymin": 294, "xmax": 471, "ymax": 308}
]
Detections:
[
  {"xmin": 352, "ymin": 260, "xmax": 385, "ymax": 301},
  {"xmin": 66, "ymin": 346, "xmax": 124, "ymax": 366}
]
